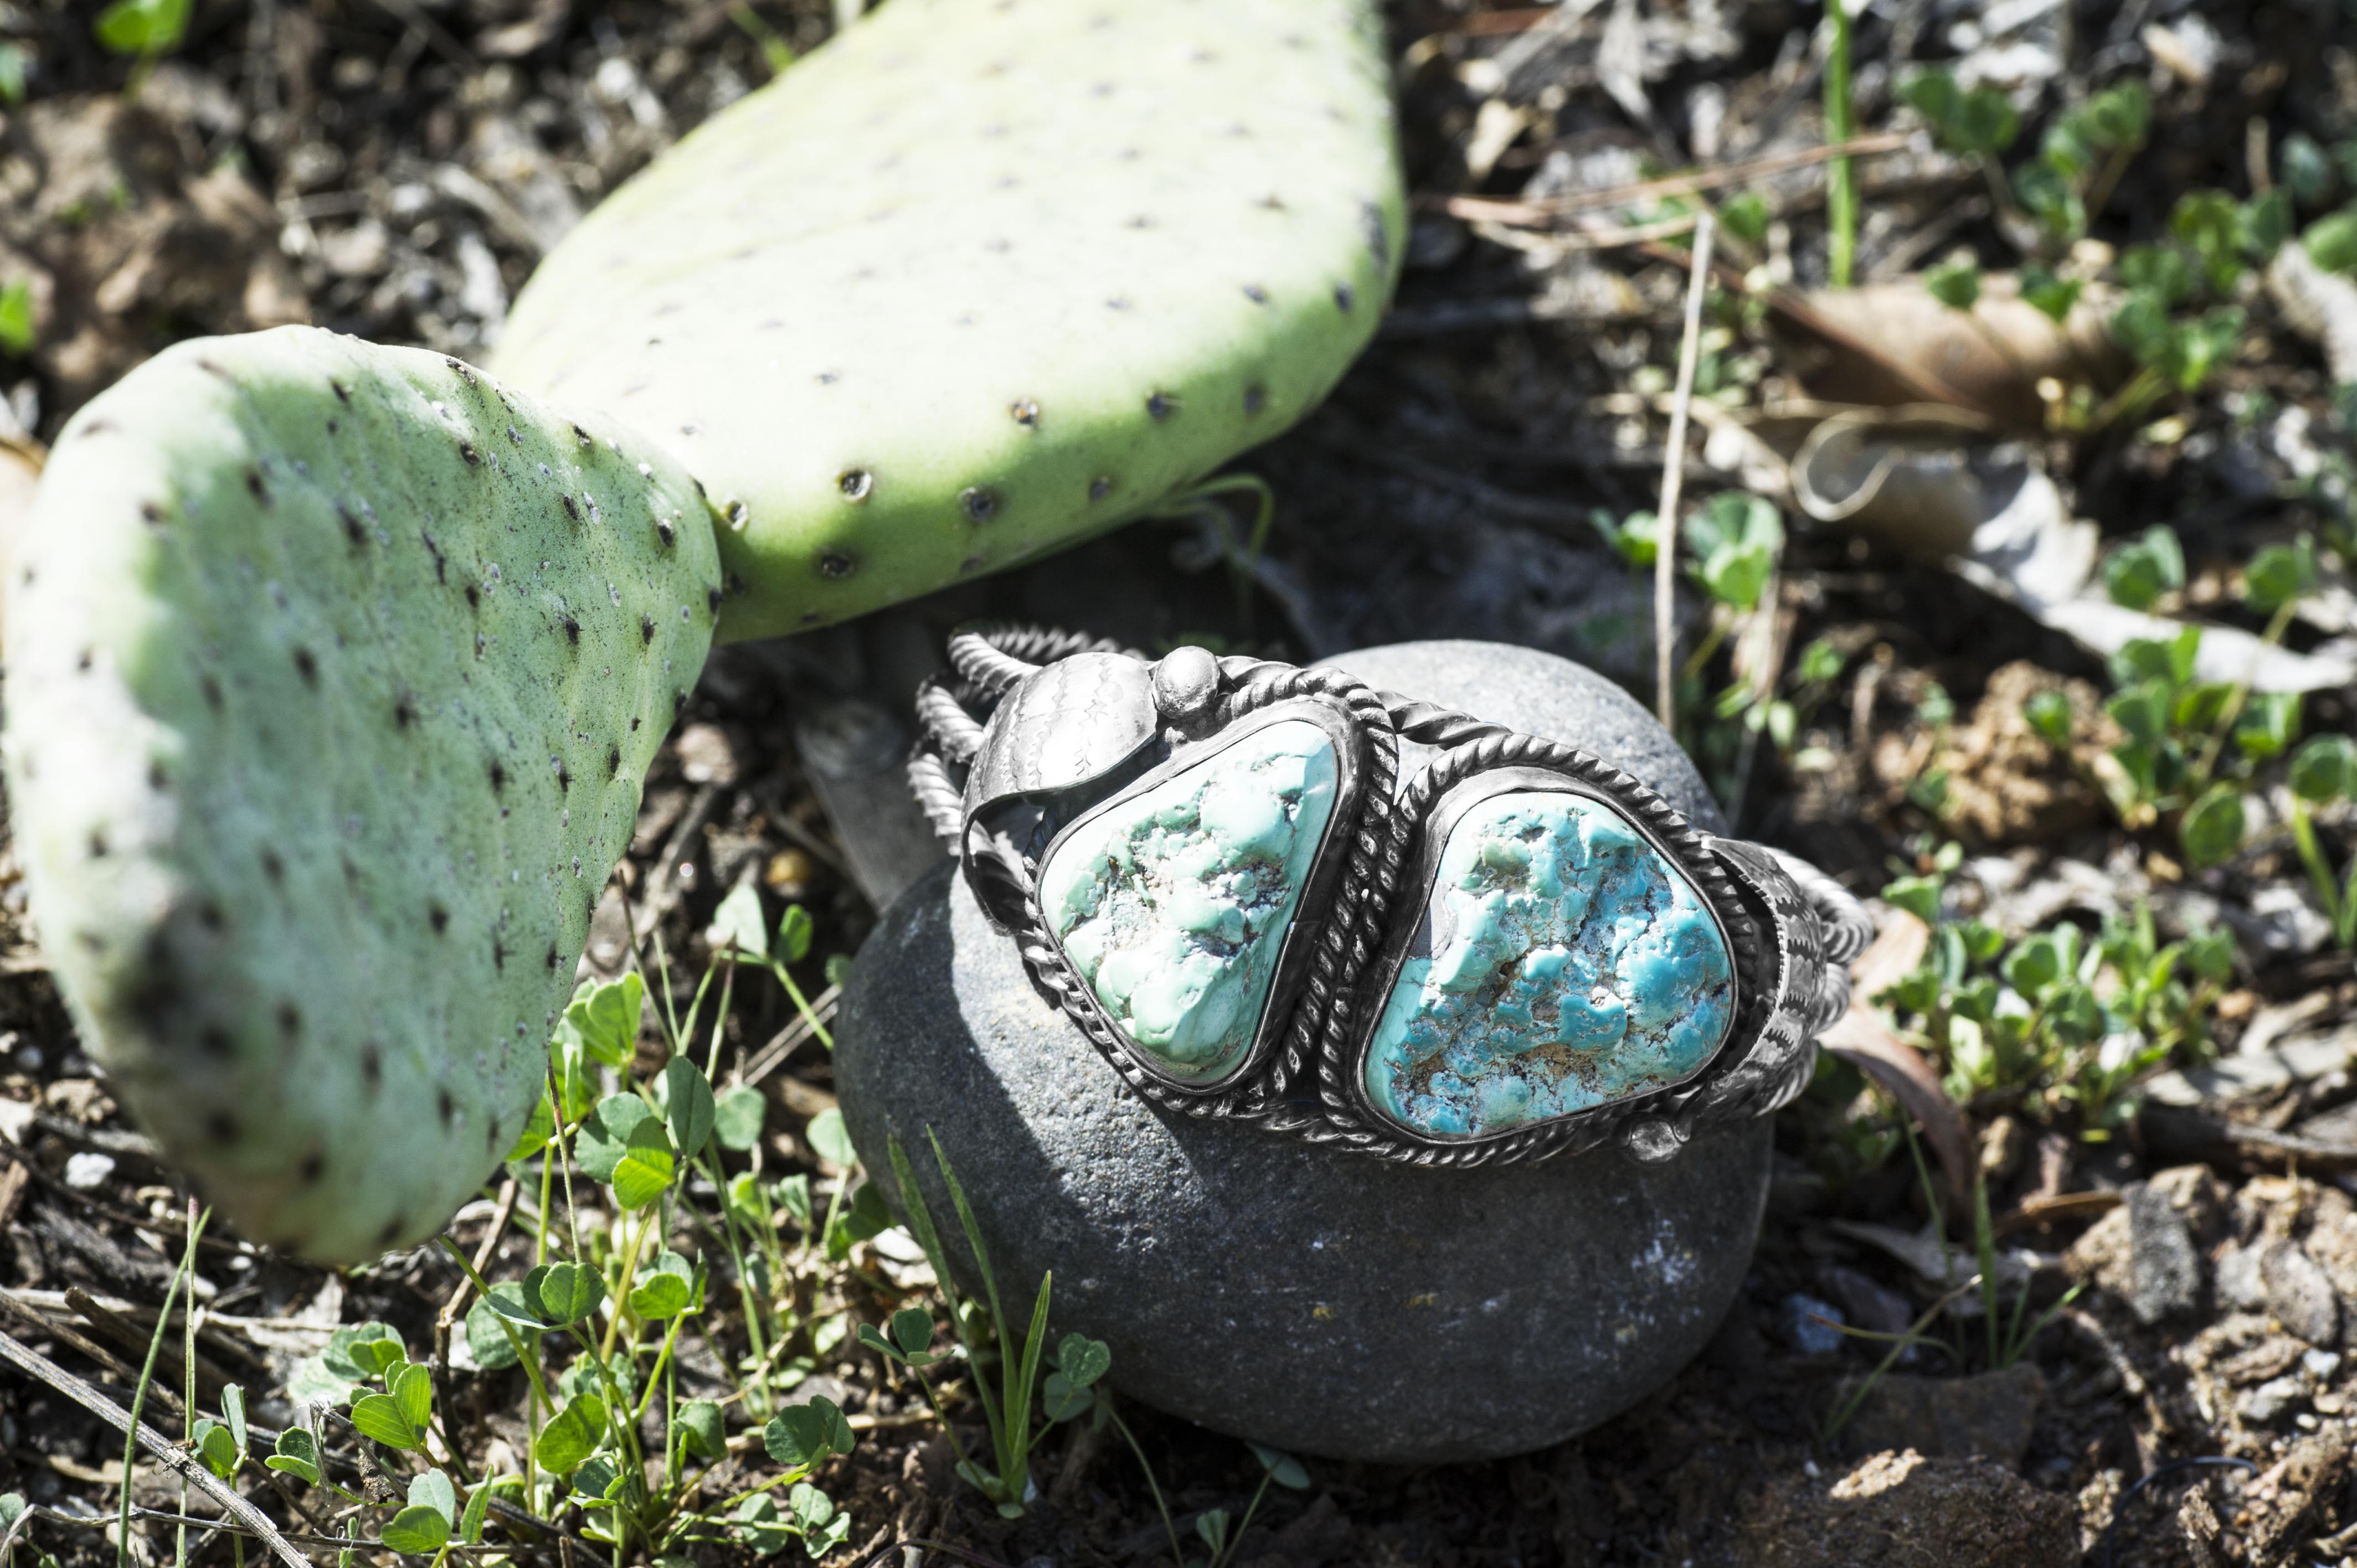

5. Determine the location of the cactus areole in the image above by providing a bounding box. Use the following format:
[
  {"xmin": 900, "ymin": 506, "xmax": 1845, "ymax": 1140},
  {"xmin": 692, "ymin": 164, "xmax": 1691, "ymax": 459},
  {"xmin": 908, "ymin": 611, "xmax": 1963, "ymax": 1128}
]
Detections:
[{"xmin": 1, "ymin": 0, "xmax": 1403, "ymax": 1260}]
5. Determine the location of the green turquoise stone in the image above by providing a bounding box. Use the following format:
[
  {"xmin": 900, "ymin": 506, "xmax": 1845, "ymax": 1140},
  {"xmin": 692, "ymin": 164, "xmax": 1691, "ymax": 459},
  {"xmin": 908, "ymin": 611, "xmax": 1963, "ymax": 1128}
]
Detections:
[
  {"xmin": 1364, "ymin": 791, "xmax": 1733, "ymax": 1139},
  {"xmin": 1040, "ymin": 720, "xmax": 1339, "ymax": 1082}
]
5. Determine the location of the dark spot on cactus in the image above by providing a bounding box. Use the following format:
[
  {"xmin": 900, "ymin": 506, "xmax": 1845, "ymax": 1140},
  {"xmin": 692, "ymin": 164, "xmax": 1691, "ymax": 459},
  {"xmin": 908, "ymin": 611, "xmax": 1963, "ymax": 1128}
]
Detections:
[
  {"xmin": 1147, "ymin": 392, "xmax": 1177, "ymax": 420},
  {"xmin": 421, "ymin": 532, "xmax": 445, "ymax": 581},
  {"xmin": 293, "ymin": 647, "xmax": 317, "ymax": 685},
  {"xmin": 331, "ymin": 380, "xmax": 349, "ymax": 403},
  {"xmin": 1361, "ymin": 200, "xmax": 1391, "ymax": 267},
  {"xmin": 87, "ymin": 829, "xmax": 107, "ymax": 859},
  {"xmin": 838, "ymin": 468, "xmax": 873, "ymax": 501},
  {"xmin": 691, "ymin": 476, "xmax": 708, "ymax": 499},
  {"xmin": 438, "ymin": 1089, "xmax": 456, "ymax": 1126},
  {"xmin": 630, "ymin": 716, "xmax": 642, "ymax": 731},
  {"xmin": 199, "ymin": 900, "xmax": 225, "ymax": 931},
  {"xmin": 554, "ymin": 759, "xmax": 571, "ymax": 792},
  {"xmin": 430, "ymin": 902, "xmax": 449, "ymax": 934},
  {"xmin": 725, "ymin": 498, "xmax": 750, "ymax": 528},
  {"xmin": 508, "ymin": 426, "xmax": 522, "ymax": 446},
  {"xmin": 202, "ymin": 675, "xmax": 224, "ymax": 711},
  {"xmin": 960, "ymin": 554, "xmax": 986, "ymax": 576},
  {"xmin": 375, "ymin": 1215, "xmax": 405, "ymax": 1248},
  {"xmin": 260, "ymin": 849, "xmax": 284, "ymax": 884},
  {"xmin": 1245, "ymin": 384, "xmax": 1268, "ymax": 416},
  {"xmin": 147, "ymin": 759, "xmax": 168, "ymax": 791},
  {"xmin": 562, "ymin": 493, "xmax": 580, "ymax": 521},
  {"xmin": 465, "ymin": 585, "xmax": 481, "ymax": 610},
  {"xmin": 960, "ymin": 487, "xmax": 1000, "ymax": 523},
  {"xmin": 656, "ymin": 519, "xmax": 676, "ymax": 547},
  {"xmin": 819, "ymin": 549, "xmax": 857, "ymax": 579},
  {"xmin": 815, "ymin": 370, "xmax": 838, "ymax": 384},
  {"xmin": 572, "ymin": 424, "xmax": 593, "ymax": 448},
  {"xmin": 640, "ymin": 615, "xmax": 655, "ymax": 646},
  {"xmin": 487, "ymin": 1121, "xmax": 503, "ymax": 1153},
  {"xmin": 492, "ymin": 937, "xmax": 507, "ymax": 972},
  {"xmin": 489, "ymin": 761, "xmax": 506, "ymax": 794},
  {"xmin": 326, "ymin": 420, "xmax": 338, "ymax": 435},
  {"xmin": 562, "ymin": 616, "xmax": 581, "ymax": 646},
  {"xmin": 1244, "ymin": 284, "xmax": 1269, "ymax": 304},
  {"xmin": 342, "ymin": 855, "xmax": 360, "ymax": 889},
  {"xmin": 277, "ymin": 1001, "xmax": 301, "ymax": 1040},
  {"xmin": 547, "ymin": 940, "xmax": 562, "ymax": 972},
  {"xmin": 673, "ymin": 689, "xmax": 691, "ymax": 718},
  {"xmin": 1334, "ymin": 282, "xmax": 1356, "ymax": 313},
  {"xmin": 299, "ymin": 1151, "xmax": 325, "ymax": 1185},
  {"xmin": 459, "ymin": 441, "xmax": 481, "ymax": 465},
  {"xmin": 140, "ymin": 502, "xmax": 164, "ymax": 527},
  {"xmin": 606, "ymin": 744, "xmax": 621, "ymax": 778},
  {"xmin": 1010, "ymin": 399, "xmax": 1039, "ymax": 426},
  {"xmin": 707, "ymin": 585, "xmax": 725, "ymax": 616},
  {"xmin": 76, "ymin": 647, "xmax": 92, "ymax": 673},
  {"xmin": 246, "ymin": 468, "xmax": 270, "ymax": 506},
  {"xmin": 340, "ymin": 506, "xmax": 366, "ymax": 548},
  {"xmin": 208, "ymin": 1112, "xmax": 240, "ymax": 1145},
  {"xmin": 1089, "ymin": 477, "xmax": 1112, "ymax": 501},
  {"xmin": 361, "ymin": 1042, "xmax": 383, "ymax": 1092},
  {"xmin": 197, "ymin": 1025, "xmax": 232, "ymax": 1059},
  {"xmin": 395, "ymin": 694, "xmax": 417, "ymax": 729}
]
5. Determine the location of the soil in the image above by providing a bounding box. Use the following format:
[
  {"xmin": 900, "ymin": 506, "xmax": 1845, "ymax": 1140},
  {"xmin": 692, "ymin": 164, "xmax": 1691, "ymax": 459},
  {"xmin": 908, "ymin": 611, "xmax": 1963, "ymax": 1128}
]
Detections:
[{"xmin": 1, "ymin": 1, "xmax": 2355, "ymax": 1565}]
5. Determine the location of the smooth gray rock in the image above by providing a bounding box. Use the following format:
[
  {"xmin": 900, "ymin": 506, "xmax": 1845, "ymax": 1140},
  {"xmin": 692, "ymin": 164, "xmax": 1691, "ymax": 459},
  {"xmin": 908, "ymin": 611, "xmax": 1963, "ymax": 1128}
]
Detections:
[{"xmin": 833, "ymin": 641, "xmax": 1772, "ymax": 1462}]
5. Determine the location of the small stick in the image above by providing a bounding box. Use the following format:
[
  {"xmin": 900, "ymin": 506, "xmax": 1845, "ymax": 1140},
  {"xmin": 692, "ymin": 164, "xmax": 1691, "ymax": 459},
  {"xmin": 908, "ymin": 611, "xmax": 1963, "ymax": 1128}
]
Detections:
[
  {"xmin": 0, "ymin": 1329, "xmax": 312, "ymax": 1568},
  {"xmin": 1654, "ymin": 211, "xmax": 1717, "ymax": 730}
]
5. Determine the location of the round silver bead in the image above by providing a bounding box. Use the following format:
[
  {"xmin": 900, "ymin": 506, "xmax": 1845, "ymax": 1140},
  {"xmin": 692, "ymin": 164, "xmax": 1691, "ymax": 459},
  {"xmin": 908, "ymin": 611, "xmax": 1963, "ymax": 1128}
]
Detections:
[{"xmin": 1151, "ymin": 645, "xmax": 1221, "ymax": 720}]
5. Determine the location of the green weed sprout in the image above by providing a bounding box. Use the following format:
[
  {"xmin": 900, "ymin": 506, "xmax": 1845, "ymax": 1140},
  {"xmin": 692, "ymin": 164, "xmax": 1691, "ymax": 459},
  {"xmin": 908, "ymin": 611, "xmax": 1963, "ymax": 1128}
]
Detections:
[
  {"xmin": 877, "ymin": 1129, "xmax": 1110, "ymax": 1518},
  {"xmin": 1878, "ymin": 862, "xmax": 2231, "ymax": 1136},
  {"xmin": 91, "ymin": 0, "xmax": 188, "ymax": 97},
  {"xmin": 2288, "ymin": 735, "xmax": 2357, "ymax": 949},
  {"xmin": 6, "ymin": 0, "xmax": 1404, "ymax": 1262},
  {"xmin": 283, "ymin": 911, "xmax": 869, "ymax": 1563},
  {"xmin": 2027, "ymin": 557, "xmax": 2314, "ymax": 870}
]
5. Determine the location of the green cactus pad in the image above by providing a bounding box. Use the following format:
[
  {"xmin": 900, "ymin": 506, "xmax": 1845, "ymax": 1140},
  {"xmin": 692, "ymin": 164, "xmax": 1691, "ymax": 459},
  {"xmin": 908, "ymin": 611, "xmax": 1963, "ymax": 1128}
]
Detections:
[
  {"xmin": 492, "ymin": 0, "xmax": 1403, "ymax": 640},
  {"xmin": 3, "ymin": 326, "xmax": 720, "ymax": 1261}
]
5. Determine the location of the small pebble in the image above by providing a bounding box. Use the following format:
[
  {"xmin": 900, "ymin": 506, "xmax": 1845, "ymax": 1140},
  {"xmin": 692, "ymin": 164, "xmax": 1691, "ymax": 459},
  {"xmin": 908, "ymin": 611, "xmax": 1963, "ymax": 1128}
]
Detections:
[
  {"xmin": 63, "ymin": 1151, "xmax": 115, "ymax": 1189},
  {"xmin": 1780, "ymin": 1292, "xmax": 1847, "ymax": 1356},
  {"xmin": 2238, "ymin": 1373, "xmax": 2307, "ymax": 1425},
  {"xmin": 2305, "ymin": 1348, "xmax": 2344, "ymax": 1381}
]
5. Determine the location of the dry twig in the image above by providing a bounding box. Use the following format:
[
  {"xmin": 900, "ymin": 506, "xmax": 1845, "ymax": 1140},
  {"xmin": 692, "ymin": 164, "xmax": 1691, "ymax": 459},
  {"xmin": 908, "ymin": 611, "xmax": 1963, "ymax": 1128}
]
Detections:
[{"xmin": 1654, "ymin": 212, "xmax": 1715, "ymax": 729}]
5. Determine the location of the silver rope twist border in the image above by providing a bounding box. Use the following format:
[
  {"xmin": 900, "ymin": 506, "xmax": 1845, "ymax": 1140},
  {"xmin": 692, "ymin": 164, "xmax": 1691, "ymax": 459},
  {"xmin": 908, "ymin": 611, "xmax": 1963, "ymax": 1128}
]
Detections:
[{"xmin": 906, "ymin": 624, "xmax": 1874, "ymax": 1167}]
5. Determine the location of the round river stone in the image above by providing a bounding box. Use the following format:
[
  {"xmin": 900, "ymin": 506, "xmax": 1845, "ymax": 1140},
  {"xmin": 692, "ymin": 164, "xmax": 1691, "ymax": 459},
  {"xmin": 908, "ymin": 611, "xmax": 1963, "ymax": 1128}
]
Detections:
[{"xmin": 833, "ymin": 641, "xmax": 1772, "ymax": 1462}]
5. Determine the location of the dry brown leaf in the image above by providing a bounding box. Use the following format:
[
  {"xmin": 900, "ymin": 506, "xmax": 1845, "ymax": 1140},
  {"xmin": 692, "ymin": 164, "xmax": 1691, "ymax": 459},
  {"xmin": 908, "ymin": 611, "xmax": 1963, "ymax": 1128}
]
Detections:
[{"xmin": 1774, "ymin": 276, "xmax": 2124, "ymax": 429}]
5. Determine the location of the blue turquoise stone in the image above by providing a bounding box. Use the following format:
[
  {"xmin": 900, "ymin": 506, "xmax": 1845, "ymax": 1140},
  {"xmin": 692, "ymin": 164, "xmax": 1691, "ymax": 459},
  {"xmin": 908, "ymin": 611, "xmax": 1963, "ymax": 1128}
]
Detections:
[
  {"xmin": 1039, "ymin": 720, "xmax": 1339, "ymax": 1082},
  {"xmin": 1363, "ymin": 791, "xmax": 1733, "ymax": 1139}
]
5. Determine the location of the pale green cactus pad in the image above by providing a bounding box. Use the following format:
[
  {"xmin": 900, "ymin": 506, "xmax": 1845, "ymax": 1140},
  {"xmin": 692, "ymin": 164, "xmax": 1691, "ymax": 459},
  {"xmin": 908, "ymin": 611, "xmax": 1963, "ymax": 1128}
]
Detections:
[
  {"xmin": 3, "ymin": 327, "xmax": 721, "ymax": 1260},
  {"xmin": 493, "ymin": 0, "xmax": 1403, "ymax": 639}
]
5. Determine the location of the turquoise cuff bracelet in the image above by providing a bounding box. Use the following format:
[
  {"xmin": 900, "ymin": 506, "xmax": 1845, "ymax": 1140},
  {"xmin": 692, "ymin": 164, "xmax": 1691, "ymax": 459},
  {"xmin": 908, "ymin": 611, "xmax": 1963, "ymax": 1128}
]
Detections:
[{"xmin": 906, "ymin": 625, "xmax": 1873, "ymax": 1167}]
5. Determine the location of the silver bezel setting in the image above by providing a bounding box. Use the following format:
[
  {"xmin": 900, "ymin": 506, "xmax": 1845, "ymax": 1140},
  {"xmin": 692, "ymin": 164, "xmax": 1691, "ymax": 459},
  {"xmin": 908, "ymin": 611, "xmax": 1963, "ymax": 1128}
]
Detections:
[
  {"xmin": 905, "ymin": 623, "xmax": 1871, "ymax": 1168},
  {"xmin": 1345, "ymin": 764, "xmax": 1741, "ymax": 1153},
  {"xmin": 1033, "ymin": 697, "xmax": 1368, "ymax": 1099}
]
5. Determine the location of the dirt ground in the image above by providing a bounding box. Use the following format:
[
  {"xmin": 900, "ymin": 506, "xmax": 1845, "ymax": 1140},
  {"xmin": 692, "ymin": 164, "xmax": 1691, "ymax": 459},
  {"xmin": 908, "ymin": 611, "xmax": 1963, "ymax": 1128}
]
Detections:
[{"xmin": 2, "ymin": 0, "xmax": 2356, "ymax": 1564}]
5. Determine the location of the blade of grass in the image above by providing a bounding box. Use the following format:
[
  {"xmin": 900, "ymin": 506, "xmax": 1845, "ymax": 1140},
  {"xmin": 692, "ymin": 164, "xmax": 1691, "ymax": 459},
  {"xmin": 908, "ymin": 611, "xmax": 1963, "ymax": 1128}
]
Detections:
[
  {"xmin": 1823, "ymin": 0, "xmax": 1857, "ymax": 286},
  {"xmin": 119, "ymin": 1206, "xmax": 207, "ymax": 1568}
]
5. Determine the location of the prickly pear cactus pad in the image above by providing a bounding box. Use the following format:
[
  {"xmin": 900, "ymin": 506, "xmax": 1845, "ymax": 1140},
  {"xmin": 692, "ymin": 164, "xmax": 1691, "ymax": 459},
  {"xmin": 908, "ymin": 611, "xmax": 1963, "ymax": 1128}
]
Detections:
[
  {"xmin": 492, "ymin": 0, "xmax": 1403, "ymax": 640},
  {"xmin": 3, "ymin": 326, "xmax": 721, "ymax": 1261}
]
